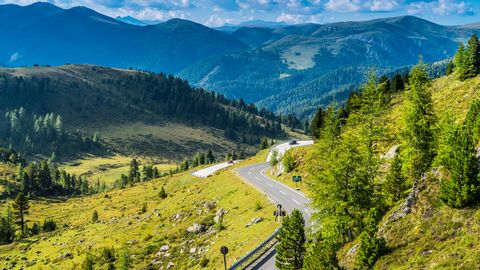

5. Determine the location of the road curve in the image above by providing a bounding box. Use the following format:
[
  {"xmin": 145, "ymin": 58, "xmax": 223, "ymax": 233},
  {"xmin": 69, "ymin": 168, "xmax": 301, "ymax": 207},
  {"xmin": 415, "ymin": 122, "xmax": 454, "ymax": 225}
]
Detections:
[{"xmin": 236, "ymin": 162, "xmax": 312, "ymax": 269}]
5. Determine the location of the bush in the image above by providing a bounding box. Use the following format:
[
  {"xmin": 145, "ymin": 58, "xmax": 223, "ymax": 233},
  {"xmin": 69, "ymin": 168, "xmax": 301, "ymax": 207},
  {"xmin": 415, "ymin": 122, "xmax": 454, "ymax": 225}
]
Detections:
[
  {"xmin": 254, "ymin": 201, "xmax": 263, "ymax": 211},
  {"xmin": 200, "ymin": 215, "xmax": 215, "ymax": 227},
  {"xmin": 282, "ymin": 151, "xmax": 295, "ymax": 173},
  {"xmin": 101, "ymin": 247, "xmax": 116, "ymax": 263},
  {"xmin": 42, "ymin": 219, "xmax": 57, "ymax": 232},
  {"xmin": 159, "ymin": 186, "xmax": 168, "ymax": 199},
  {"xmin": 91, "ymin": 210, "xmax": 99, "ymax": 223},
  {"xmin": 270, "ymin": 149, "xmax": 279, "ymax": 166},
  {"xmin": 199, "ymin": 257, "xmax": 210, "ymax": 267},
  {"xmin": 139, "ymin": 202, "xmax": 148, "ymax": 214},
  {"xmin": 30, "ymin": 223, "xmax": 40, "ymax": 235}
]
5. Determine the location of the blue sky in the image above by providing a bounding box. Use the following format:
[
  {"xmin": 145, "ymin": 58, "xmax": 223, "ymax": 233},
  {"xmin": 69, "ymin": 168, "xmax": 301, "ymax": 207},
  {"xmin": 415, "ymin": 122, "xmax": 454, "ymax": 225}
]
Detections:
[{"xmin": 3, "ymin": 0, "xmax": 480, "ymax": 26}]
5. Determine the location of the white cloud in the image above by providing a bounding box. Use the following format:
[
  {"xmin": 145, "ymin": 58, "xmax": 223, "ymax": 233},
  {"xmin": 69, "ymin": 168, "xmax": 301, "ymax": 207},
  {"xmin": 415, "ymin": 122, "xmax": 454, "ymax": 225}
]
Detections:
[
  {"xmin": 325, "ymin": 0, "xmax": 400, "ymax": 12},
  {"xmin": 204, "ymin": 14, "xmax": 234, "ymax": 26},
  {"xmin": 276, "ymin": 11, "xmax": 323, "ymax": 23},
  {"xmin": 406, "ymin": 0, "xmax": 474, "ymax": 16}
]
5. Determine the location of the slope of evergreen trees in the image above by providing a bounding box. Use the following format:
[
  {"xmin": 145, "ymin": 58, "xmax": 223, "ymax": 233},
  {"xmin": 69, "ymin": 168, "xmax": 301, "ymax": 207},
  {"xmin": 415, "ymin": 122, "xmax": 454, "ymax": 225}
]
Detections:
[
  {"xmin": 0, "ymin": 66, "xmax": 289, "ymax": 148},
  {"xmin": 453, "ymin": 34, "xmax": 480, "ymax": 80},
  {"xmin": 301, "ymin": 39, "xmax": 480, "ymax": 268},
  {"xmin": 0, "ymin": 108, "xmax": 101, "ymax": 158}
]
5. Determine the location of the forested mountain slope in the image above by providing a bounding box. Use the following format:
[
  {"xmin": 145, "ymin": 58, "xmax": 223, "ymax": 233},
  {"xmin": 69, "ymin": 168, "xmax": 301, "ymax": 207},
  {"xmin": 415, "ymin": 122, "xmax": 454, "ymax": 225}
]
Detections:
[
  {"xmin": 277, "ymin": 35, "xmax": 480, "ymax": 268},
  {"xmin": 0, "ymin": 65, "xmax": 285, "ymax": 159},
  {"xmin": 179, "ymin": 16, "xmax": 480, "ymax": 117}
]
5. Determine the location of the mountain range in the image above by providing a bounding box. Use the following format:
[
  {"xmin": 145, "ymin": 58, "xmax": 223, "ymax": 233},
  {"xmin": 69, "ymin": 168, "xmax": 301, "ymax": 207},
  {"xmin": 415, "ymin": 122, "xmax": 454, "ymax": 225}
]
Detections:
[{"xmin": 2, "ymin": 2, "xmax": 480, "ymax": 117}]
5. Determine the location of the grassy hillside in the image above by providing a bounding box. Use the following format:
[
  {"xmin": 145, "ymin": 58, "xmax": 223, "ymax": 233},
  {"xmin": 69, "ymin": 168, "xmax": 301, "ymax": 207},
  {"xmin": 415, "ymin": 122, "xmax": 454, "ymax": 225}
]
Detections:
[
  {"xmin": 295, "ymin": 73, "xmax": 480, "ymax": 269},
  {"xmin": 0, "ymin": 152, "xmax": 277, "ymax": 269},
  {"xmin": 60, "ymin": 155, "xmax": 177, "ymax": 186}
]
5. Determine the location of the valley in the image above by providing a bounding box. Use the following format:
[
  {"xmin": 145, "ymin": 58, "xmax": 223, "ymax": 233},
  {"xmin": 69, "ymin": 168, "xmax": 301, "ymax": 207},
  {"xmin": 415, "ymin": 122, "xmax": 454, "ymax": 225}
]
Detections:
[{"xmin": 2, "ymin": 2, "xmax": 480, "ymax": 269}]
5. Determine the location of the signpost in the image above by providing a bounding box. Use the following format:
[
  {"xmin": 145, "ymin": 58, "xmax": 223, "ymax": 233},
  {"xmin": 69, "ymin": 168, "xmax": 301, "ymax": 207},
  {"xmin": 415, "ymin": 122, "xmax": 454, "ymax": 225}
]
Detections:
[
  {"xmin": 292, "ymin": 176, "xmax": 302, "ymax": 190},
  {"xmin": 273, "ymin": 204, "xmax": 286, "ymax": 222},
  {"xmin": 220, "ymin": 246, "xmax": 229, "ymax": 270}
]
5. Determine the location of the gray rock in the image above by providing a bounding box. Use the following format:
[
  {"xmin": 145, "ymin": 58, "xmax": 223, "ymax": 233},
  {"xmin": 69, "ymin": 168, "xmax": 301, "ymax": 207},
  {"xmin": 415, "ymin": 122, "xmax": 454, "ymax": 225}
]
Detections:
[
  {"xmin": 187, "ymin": 223, "xmax": 206, "ymax": 233},
  {"xmin": 246, "ymin": 217, "xmax": 263, "ymax": 227},
  {"xmin": 204, "ymin": 201, "xmax": 216, "ymax": 210},
  {"xmin": 214, "ymin": 208, "xmax": 228, "ymax": 223},
  {"xmin": 160, "ymin": 245, "xmax": 170, "ymax": 252},
  {"xmin": 167, "ymin": 262, "xmax": 175, "ymax": 269},
  {"xmin": 59, "ymin": 252, "xmax": 73, "ymax": 260}
]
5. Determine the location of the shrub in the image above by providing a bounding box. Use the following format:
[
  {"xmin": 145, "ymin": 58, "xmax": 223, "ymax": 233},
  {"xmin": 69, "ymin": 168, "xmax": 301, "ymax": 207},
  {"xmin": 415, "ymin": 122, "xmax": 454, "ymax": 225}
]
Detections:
[
  {"xmin": 254, "ymin": 201, "xmax": 263, "ymax": 211},
  {"xmin": 91, "ymin": 210, "xmax": 99, "ymax": 223},
  {"xmin": 199, "ymin": 257, "xmax": 210, "ymax": 267},
  {"xmin": 42, "ymin": 219, "xmax": 57, "ymax": 232},
  {"xmin": 101, "ymin": 247, "xmax": 116, "ymax": 263},
  {"xmin": 159, "ymin": 186, "xmax": 168, "ymax": 199}
]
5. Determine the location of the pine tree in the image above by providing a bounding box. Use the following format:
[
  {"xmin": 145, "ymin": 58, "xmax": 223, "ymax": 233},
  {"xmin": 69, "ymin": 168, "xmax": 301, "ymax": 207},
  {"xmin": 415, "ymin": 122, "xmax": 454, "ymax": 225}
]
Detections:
[
  {"xmin": 455, "ymin": 43, "xmax": 467, "ymax": 80},
  {"xmin": 384, "ymin": 154, "xmax": 407, "ymax": 205},
  {"xmin": 465, "ymin": 34, "xmax": 480, "ymax": 78},
  {"xmin": 270, "ymin": 149, "xmax": 279, "ymax": 166},
  {"xmin": 282, "ymin": 151, "xmax": 295, "ymax": 173},
  {"xmin": 303, "ymin": 232, "xmax": 340, "ymax": 270},
  {"xmin": 128, "ymin": 158, "xmax": 140, "ymax": 183},
  {"xmin": 355, "ymin": 209, "xmax": 386, "ymax": 269},
  {"xmin": 402, "ymin": 60, "xmax": 436, "ymax": 180},
  {"xmin": 437, "ymin": 115, "xmax": 479, "ymax": 208},
  {"xmin": 159, "ymin": 186, "xmax": 167, "ymax": 199},
  {"xmin": 206, "ymin": 148, "xmax": 215, "ymax": 164},
  {"xmin": 12, "ymin": 192, "xmax": 29, "ymax": 234},
  {"xmin": 309, "ymin": 107, "xmax": 325, "ymax": 139},
  {"xmin": 119, "ymin": 246, "xmax": 132, "ymax": 270},
  {"xmin": 260, "ymin": 137, "xmax": 270, "ymax": 150},
  {"xmin": 446, "ymin": 61, "xmax": 455, "ymax": 75},
  {"xmin": 275, "ymin": 209, "xmax": 306, "ymax": 270}
]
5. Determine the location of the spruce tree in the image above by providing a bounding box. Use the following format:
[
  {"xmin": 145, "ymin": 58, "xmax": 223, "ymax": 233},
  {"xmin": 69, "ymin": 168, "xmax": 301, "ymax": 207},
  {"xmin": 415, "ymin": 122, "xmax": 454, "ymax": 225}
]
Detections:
[
  {"xmin": 12, "ymin": 192, "xmax": 29, "ymax": 234},
  {"xmin": 384, "ymin": 154, "xmax": 407, "ymax": 205},
  {"xmin": 159, "ymin": 186, "xmax": 167, "ymax": 199},
  {"xmin": 355, "ymin": 209, "xmax": 386, "ymax": 269},
  {"xmin": 402, "ymin": 60, "xmax": 436, "ymax": 180},
  {"xmin": 438, "ymin": 121, "xmax": 479, "ymax": 208},
  {"xmin": 275, "ymin": 209, "xmax": 306, "ymax": 270},
  {"xmin": 455, "ymin": 43, "xmax": 467, "ymax": 80},
  {"xmin": 309, "ymin": 107, "xmax": 325, "ymax": 139},
  {"xmin": 128, "ymin": 158, "xmax": 140, "ymax": 183},
  {"xmin": 465, "ymin": 34, "xmax": 480, "ymax": 78}
]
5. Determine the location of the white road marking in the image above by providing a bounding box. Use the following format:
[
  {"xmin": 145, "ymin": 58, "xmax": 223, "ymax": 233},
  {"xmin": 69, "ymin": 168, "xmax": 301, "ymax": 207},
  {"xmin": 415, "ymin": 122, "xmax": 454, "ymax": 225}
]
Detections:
[
  {"xmin": 304, "ymin": 209, "xmax": 311, "ymax": 216},
  {"xmin": 279, "ymin": 190, "xmax": 287, "ymax": 195},
  {"xmin": 266, "ymin": 183, "xmax": 273, "ymax": 187},
  {"xmin": 292, "ymin": 199, "xmax": 300, "ymax": 205},
  {"xmin": 255, "ymin": 176, "xmax": 260, "ymax": 180}
]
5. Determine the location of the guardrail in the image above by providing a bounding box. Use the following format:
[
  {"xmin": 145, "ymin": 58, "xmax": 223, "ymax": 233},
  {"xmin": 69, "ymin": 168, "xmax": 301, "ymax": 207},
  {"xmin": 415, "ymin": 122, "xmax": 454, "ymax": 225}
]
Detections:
[{"xmin": 228, "ymin": 227, "xmax": 281, "ymax": 269}]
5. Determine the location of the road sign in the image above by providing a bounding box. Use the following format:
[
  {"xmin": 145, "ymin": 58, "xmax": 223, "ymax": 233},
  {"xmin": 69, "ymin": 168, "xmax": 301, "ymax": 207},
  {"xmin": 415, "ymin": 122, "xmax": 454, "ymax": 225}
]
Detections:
[
  {"xmin": 292, "ymin": 176, "xmax": 302, "ymax": 183},
  {"xmin": 220, "ymin": 246, "xmax": 229, "ymax": 270},
  {"xmin": 220, "ymin": 246, "xmax": 229, "ymax": 255},
  {"xmin": 273, "ymin": 210, "xmax": 287, "ymax": 216}
]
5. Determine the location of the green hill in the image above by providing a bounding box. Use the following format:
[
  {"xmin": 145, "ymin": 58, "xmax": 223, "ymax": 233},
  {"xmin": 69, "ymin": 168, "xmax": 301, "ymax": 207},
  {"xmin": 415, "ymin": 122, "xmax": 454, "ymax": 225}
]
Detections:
[
  {"xmin": 270, "ymin": 63, "xmax": 480, "ymax": 268},
  {"xmin": 0, "ymin": 65, "xmax": 286, "ymax": 160}
]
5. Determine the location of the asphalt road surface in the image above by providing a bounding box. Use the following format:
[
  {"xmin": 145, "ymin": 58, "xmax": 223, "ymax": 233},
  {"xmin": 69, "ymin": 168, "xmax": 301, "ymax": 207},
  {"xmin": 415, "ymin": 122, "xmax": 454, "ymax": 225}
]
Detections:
[
  {"xmin": 191, "ymin": 161, "xmax": 237, "ymax": 178},
  {"xmin": 236, "ymin": 162, "xmax": 312, "ymax": 269},
  {"xmin": 266, "ymin": 140, "xmax": 314, "ymax": 162}
]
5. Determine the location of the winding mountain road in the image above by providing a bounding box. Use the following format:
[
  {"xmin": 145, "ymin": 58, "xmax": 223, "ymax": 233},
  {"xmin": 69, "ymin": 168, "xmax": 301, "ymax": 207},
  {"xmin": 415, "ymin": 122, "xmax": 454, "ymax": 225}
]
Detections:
[{"xmin": 236, "ymin": 141, "xmax": 313, "ymax": 269}]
